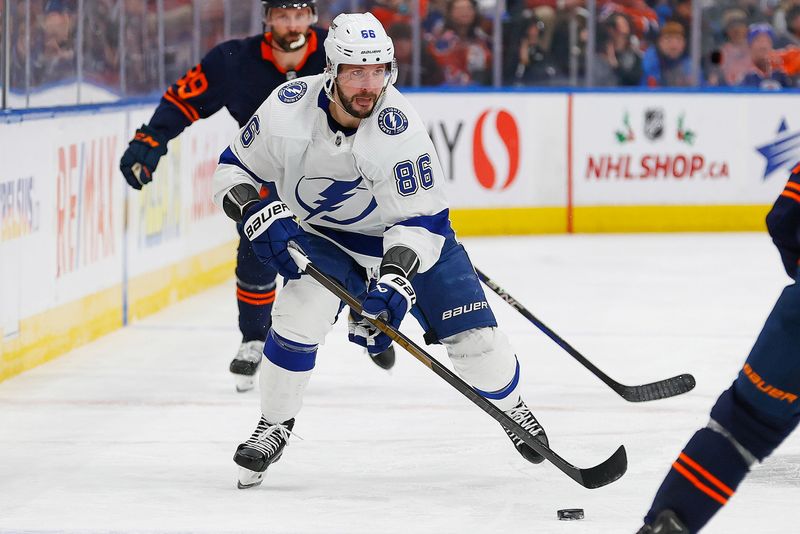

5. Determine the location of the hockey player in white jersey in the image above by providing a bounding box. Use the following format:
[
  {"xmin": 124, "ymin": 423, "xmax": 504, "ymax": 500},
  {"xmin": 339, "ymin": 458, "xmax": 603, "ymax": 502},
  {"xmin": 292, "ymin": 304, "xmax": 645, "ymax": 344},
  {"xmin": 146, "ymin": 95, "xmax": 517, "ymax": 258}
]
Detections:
[{"xmin": 212, "ymin": 12, "xmax": 549, "ymax": 489}]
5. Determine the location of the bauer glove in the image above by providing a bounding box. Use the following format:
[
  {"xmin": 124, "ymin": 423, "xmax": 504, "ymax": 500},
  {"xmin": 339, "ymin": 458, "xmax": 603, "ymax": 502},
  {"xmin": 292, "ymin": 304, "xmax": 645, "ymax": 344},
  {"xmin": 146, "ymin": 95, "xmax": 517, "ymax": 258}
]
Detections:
[
  {"xmin": 361, "ymin": 273, "xmax": 416, "ymax": 331},
  {"xmin": 241, "ymin": 199, "xmax": 305, "ymax": 280}
]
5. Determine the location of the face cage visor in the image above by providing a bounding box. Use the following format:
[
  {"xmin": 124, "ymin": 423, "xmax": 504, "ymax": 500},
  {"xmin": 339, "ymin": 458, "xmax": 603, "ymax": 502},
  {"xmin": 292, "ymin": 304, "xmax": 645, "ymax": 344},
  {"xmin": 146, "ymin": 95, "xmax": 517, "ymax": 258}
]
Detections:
[{"xmin": 334, "ymin": 63, "xmax": 393, "ymax": 91}]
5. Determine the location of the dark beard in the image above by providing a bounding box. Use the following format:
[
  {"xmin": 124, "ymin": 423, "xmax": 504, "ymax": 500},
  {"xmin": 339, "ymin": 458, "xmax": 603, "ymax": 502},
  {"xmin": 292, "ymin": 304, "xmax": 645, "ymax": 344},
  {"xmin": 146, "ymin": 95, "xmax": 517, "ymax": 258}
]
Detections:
[{"xmin": 335, "ymin": 85, "xmax": 377, "ymax": 119}]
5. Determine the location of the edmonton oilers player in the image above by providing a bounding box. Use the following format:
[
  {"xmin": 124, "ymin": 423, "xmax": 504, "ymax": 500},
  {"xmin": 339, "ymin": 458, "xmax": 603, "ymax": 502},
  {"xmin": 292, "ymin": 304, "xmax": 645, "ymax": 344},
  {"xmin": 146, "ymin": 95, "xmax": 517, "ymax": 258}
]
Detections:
[
  {"xmin": 212, "ymin": 12, "xmax": 549, "ymax": 489},
  {"xmin": 119, "ymin": 1, "xmax": 395, "ymax": 393},
  {"xmin": 638, "ymin": 166, "xmax": 800, "ymax": 533}
]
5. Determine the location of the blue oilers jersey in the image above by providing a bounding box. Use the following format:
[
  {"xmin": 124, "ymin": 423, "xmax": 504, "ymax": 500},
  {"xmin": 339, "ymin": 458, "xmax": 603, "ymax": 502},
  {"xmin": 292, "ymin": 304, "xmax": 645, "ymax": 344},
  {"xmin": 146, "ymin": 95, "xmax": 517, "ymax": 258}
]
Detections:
[
  {"xmin": 767, "ymin": 163, "xmax": 800, "ymax": 279},
  {"xmin": 147, "ymin": 28, "xmax": 328, "ymax": 140},
  {"xmin": 212, "ymin": 74, "xmax": 454, "ymax": 272}
]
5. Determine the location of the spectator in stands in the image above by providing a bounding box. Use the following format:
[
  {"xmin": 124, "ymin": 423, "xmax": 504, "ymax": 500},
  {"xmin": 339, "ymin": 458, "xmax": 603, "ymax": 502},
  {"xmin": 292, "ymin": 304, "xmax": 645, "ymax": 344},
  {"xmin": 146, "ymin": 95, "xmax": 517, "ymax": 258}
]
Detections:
[
  {"xmin": 428, "ymin": 0, "xmax": 492, "ymax": 86},
  {"xmin": 776, "ymin": 6, "xmax": 800, "ymax": 47},
  {"xmin": 641, "ymin": 20, "xmax": 694, "ymax": 87},
  {"xmin": 510, "ymin": 17, "xmax": 558, "ymax": 85},
  {"xmin": 719, "ymin": 8, "xmax": 754, "ymax": 85},
  {"xmin": 740, "ymin": 23, "xmax": 794, "ymax": 88},
  {"xmin": 41, "ymin": 0, "xmax": 77, "ymax": 84},
  {"xmin": 388, "ymin": 22, "xmax": 445, "ymax": 86},
  {"xmin": 368, "ymin": 0, "xmax": 421, "ymax": 28},
  {"xmin": 594, "ymin": 12, "xmax": 643, "ymax": 86},
  {"xmin": 522, "ymin": 1, "xmax": 558, "ymax": 52},
  {"xmin": 423, "ymin": 0, "xmax": 448, "ymax": 35},
  {"xmin": 773, "ymin": 0, "xmax": 800, "ymax": 35}
]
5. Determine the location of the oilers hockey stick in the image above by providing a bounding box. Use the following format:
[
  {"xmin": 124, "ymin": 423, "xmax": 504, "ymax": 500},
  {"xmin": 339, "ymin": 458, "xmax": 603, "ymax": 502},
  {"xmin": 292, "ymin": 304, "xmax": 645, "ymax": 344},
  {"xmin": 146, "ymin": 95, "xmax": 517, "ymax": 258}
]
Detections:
[
  {"xmin": 476, "ymin": 268, "xmax": 696, "ymax": 403},
  {"xmin": 287, "ymin": 246, "xmax": 627, "ymax": 489}
]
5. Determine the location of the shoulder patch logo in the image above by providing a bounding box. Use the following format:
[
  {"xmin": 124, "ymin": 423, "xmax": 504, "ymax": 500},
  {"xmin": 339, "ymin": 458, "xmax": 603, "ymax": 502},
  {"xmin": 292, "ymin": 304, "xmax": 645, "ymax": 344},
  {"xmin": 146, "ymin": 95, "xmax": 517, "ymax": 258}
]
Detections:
[
  {"xmin": 378, "ymin": 107, "xmax": 409, "ymax": 136},
  {"xmin": 278, "ymin": 81, "xmax": 308, "ymax": 104}
]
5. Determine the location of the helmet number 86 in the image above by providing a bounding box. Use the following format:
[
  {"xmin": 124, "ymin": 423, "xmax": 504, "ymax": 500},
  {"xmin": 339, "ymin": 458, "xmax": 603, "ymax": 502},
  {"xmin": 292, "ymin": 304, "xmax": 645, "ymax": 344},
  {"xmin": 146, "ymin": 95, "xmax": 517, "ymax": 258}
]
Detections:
[{"xmin": 361, "ymin": 29, "xmax": 377, "ymax": 38}]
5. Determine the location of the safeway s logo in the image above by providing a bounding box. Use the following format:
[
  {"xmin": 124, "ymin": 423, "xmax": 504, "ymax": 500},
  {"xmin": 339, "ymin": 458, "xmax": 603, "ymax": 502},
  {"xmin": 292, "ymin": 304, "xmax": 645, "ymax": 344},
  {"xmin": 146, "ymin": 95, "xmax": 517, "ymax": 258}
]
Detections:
[
  {"xmin": 472, "ymin": 109, "xmax": 520, "ymax": 190},
  {"xmin": 294, "ymin": 176, "xmax": 378, "ymax": 226}
]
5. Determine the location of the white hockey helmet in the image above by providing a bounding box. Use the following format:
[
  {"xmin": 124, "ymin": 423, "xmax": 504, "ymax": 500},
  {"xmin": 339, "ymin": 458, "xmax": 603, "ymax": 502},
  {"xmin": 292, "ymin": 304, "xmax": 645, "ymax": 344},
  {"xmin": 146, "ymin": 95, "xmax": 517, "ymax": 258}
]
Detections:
[{"xmin": 323, "ymin": 13, "xmax": 398, "ymax": 99}]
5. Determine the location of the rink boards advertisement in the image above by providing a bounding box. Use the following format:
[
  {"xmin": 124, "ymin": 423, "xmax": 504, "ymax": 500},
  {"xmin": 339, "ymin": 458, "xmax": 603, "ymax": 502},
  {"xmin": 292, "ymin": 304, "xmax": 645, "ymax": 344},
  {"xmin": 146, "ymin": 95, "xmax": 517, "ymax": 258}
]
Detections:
[
  {"xmin": 2, "ymin": 90, "xmax": 798, "ymax": 382},
  {"xmin": 570, "ymin": 93, "xmax": 795, "ymax": 232},
  {"xmin": 1, "ymin": 106, "xmax": 238, "ymax": 382}
]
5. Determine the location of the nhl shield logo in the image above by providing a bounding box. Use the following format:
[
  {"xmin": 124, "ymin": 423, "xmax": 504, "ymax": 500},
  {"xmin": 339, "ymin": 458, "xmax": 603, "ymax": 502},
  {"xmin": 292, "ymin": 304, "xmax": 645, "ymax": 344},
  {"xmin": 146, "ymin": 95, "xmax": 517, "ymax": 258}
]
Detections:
[
  {"xmin": 278, "ymin": 81, "xmax": 307, "ymax": 104},
  {"xmin": 644, "ymin": 108, "xmax": 664, "ymax": 141}
]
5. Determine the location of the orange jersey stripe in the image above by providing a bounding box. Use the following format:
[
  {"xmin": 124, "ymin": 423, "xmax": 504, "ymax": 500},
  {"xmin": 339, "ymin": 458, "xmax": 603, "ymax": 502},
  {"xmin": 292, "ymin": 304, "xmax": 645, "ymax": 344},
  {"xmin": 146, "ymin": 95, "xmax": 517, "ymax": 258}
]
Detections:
[
  {"xmin": 164, "ymin": 88, "xmax": 199, "ymax": 122},
  {"xmin": 678, "ymin": 453, "xmax": 734, "ymax": 496},
  {"xmin": 781, "ymin": 189, "xmax": 800, "ymax": 203},
  {"xmin": 792, "ymin": 162, "xmax": 800, "ymax": 175},
  {"xmin": 672, "ymin": 461, "xmax": 729, "ymax": 506},
  {"xmin": 785, "ymin": 182, "xmax": 800, "ymax": 194},
  {"xmin": 167, "ymin": 87, "xmax": 200, "ymax": 121},
  {"xmin": 237, "ymin": 288, "xmax": 276, "ymax": 300},
  {"xmin": 237, "ymin": 294, "xmax": 276, "ymax": 306}
]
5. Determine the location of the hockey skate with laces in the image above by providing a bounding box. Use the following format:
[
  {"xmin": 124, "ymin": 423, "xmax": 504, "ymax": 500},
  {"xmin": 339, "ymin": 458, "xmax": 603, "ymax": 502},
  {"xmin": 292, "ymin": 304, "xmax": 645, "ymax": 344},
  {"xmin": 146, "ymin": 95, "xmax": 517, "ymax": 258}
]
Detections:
[
  {"xmin": 503, "ymin": 399, "xmax": 549, "ymax": 464},
  {"xmin": 234, "ymin": 416, "xmax": 295, "ymax": 489},
  {"xmin": 229, "ymin": 340, "xmax": 264, "ymax": 393}
]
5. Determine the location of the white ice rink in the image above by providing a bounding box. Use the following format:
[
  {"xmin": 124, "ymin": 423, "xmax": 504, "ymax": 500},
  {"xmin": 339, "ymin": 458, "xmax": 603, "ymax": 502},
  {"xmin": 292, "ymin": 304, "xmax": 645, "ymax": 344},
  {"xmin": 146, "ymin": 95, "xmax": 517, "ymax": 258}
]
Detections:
[{"xmin": 1, "ymin": 233, "xmax": 798, "ymax": 534}]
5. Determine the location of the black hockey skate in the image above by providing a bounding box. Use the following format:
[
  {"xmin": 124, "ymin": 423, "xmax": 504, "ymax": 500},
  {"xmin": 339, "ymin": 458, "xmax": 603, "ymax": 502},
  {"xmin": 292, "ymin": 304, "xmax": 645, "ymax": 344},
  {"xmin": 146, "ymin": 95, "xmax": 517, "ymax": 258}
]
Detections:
[
  {"xmin": 229, "ymin": 340, "xmax": 264, "ymax": 393},
  {"xmin": 234, "ymin": 416, "xmax": 295, "ymax": 489},
  {"xmin": 502, "ymin": 399, "xmax": 549, "ymax": 464},
  {"xmin": 636, "ymin": 510, "xmax": 689, "ymax": 534},
  {"xmin": 369, "ymin": 345, "xmax": 396, "ymax": 370}
]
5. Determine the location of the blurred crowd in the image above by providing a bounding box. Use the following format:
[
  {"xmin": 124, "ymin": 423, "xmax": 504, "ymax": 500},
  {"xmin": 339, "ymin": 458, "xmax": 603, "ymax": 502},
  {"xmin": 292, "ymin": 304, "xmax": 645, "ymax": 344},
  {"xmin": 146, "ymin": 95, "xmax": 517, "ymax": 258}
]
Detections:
[{"xmin": 3, "ymin": 0, "xmax": 800, "ymax": 106}]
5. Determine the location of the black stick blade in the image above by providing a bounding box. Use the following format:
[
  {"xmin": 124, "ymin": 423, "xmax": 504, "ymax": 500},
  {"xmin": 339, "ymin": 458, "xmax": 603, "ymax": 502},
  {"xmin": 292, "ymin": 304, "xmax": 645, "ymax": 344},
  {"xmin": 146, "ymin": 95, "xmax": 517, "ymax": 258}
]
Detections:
[
  {"xmin": 617, "ymin": 374, "xmax": 696, "ymax": 402},
  {"xmin": 577, "ymin": 445, "xmax": 628, "ymax": 489}
]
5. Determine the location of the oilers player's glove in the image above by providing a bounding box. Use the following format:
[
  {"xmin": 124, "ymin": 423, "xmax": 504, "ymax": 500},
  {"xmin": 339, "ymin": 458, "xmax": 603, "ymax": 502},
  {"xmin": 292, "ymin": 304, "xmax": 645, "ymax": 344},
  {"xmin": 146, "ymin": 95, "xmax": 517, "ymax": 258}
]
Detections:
[
  {"xmin": 360, "ymin": 273, "xmax": 416, "ymax": 332},
  {"xmin": 119, "ymin": 124, "xmax": 168, "ymax": 190},
  {"xmin": 241, "ymin": 199, "xmax": 304, "ymax": 280}
]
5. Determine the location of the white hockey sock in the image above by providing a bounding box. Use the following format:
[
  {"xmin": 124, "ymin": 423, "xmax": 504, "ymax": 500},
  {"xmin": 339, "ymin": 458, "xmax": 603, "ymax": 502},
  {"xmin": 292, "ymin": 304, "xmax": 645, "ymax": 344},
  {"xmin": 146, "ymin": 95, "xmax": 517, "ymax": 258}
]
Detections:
[{"xmin": 442, "ymin": 327, "xmax": 521, "ymax": 411}]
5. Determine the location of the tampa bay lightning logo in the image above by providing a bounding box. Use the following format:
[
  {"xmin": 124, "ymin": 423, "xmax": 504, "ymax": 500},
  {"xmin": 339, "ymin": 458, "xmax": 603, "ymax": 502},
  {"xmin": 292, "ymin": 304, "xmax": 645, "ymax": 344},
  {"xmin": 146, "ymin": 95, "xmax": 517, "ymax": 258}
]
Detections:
[
  {"xmin": 756, "ymin": 118, "xmax": 800, "ymax": 180},
  {"xmin": 278, "ymin": 81, "xmax": 307, "ymax": 104},
  {"xmin": 294, "ymin": 176, "xmax": 378, "ymax": 225},
  {"xmin": 378, "ymin": 107, "xmax": 409, "ymax": 136}
]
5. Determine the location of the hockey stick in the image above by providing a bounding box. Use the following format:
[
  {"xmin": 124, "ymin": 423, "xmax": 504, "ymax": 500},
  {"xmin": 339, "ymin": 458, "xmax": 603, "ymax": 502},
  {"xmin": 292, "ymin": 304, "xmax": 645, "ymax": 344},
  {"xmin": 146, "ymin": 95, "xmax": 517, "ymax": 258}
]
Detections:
[
  {"xmin": 287, "ymin": 247, "xmax": 627, "ymax": 489},
  {"xmin": 476, "ymin": 268, "xmax": 696, "ymax": 403}
]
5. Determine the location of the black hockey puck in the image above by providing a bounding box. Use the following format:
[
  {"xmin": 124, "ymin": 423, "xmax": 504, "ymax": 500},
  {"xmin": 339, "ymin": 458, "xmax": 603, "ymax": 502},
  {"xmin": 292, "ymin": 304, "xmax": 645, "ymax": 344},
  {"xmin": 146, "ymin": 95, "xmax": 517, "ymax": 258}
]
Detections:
[{"xmin": 557, "ymin": 509, "xmax": 585, "ymax": 521}]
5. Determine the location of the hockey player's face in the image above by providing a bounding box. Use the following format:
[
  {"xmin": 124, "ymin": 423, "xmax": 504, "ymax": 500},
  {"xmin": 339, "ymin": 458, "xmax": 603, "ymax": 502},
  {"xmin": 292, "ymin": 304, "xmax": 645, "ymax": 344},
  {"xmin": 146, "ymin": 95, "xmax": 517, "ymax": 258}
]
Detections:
[
  {"xmin": 335, "ymin": 64, "xmax": 389, "ymax": 118},
  {"xmin": 268, "ymin": 7, "xmax": 313, "ymax": 50}
]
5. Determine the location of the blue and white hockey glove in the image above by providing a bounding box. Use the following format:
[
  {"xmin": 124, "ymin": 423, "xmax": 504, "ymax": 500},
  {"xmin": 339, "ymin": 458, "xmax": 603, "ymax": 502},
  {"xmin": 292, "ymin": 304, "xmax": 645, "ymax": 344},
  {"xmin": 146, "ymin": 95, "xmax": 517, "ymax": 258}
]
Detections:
[
  {"xmin": 242, "ymin": 199, "xmax": 304, "ymax": 280},
  {"xmin": 360, "ymin": 273, "xmax": 416, "ymax": 330},
  {"xmin": 348, "ymin": 308, "xmax": 392, "ymax": 356}
]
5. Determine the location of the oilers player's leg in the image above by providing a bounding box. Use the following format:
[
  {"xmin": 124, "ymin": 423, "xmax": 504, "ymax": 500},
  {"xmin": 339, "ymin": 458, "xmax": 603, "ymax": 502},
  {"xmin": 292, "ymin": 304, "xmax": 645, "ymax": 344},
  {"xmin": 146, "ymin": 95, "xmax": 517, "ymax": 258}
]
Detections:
[
  {"xmin": 235, "ymin": 225, "xmax": 278, "ymax": 342},
  {"xmin": 229, "ymin": 225, "xmax": 280, "ymax": 392},
  {"xmin": 229, "ymin": 183, "xmax": 281, "ymax": 392},
  {"xmin": 641, "ymin": 281, "xmax": 800, "ymax": 533},
  {"xmin": 411, "ymin": 239, "xmax": 548, "ymax": 463}
]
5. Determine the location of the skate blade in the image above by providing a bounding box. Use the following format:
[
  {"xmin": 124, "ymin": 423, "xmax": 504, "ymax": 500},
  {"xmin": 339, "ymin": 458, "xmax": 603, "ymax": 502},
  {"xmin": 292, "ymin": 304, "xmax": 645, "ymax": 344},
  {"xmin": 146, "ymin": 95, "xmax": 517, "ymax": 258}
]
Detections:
[
  {"xmin": 233, "ymin": 374, "xmax": 256, "ymax": 393},
  {"xmin": 237, "ymin": 467, "xmax": 264, "ymax": 489}
]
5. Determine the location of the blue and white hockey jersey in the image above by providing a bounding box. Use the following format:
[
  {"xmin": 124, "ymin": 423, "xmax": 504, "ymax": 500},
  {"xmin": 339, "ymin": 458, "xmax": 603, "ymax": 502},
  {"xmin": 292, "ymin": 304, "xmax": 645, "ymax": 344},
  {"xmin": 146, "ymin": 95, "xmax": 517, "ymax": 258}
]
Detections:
[{"xmin": 212, "ymin": 73, "xmax": 453, "ymax": 272}]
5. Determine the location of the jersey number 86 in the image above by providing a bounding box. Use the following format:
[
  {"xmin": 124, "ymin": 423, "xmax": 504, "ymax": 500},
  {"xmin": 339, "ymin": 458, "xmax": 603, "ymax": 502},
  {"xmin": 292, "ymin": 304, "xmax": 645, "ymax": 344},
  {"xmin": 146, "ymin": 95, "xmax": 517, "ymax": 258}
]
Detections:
[{"xmin": 394, "ymin": 154, "xmax": 434, "ymax": 196}]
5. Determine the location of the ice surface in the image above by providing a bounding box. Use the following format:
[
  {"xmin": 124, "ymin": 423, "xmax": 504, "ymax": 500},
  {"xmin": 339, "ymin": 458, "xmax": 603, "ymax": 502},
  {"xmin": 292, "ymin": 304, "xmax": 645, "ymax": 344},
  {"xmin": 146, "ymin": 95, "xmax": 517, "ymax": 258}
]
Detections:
[{"xmin": 1, "ymin": 234, "xmax": 797, "ymax": 534}]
